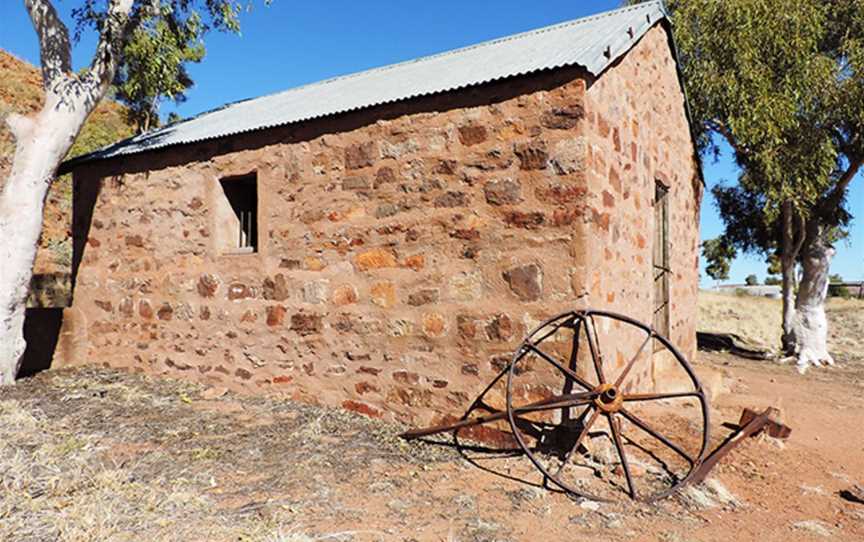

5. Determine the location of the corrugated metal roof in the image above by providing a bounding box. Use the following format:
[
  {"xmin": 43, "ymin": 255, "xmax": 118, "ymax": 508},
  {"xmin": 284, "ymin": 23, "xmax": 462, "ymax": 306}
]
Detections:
[{"xmin": 65, "ymin": 1, "xmax": 668, "ymax": 167}]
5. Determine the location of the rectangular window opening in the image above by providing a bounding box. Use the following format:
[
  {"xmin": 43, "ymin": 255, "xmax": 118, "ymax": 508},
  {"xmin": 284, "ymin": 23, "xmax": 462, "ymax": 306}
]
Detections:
[
  {"xmin": 218, "ymin": 174, "xmax": 258, "ymax": 254},
  {"xmin": 652, "ymin": 182, "xmax": 670, "ymax": 341}
]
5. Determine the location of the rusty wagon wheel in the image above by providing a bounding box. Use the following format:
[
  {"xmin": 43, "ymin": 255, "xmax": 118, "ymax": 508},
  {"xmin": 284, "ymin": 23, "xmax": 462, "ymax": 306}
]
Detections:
[{"xmin": 505, "ymin": 310, "xmax": 710, "ymax": 502}]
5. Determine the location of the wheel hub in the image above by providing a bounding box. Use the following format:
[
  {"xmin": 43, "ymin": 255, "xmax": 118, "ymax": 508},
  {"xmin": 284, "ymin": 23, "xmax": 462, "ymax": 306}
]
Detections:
[{"xmin": 593, "ymin": 383, "xmax": 623, "ymax": 413}]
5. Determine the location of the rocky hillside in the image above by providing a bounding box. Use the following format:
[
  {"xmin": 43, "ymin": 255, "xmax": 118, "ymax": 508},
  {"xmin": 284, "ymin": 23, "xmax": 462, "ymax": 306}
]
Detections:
[{"xmin": 0, "ymin": 49, "xmax": 134, "ymax": 303}]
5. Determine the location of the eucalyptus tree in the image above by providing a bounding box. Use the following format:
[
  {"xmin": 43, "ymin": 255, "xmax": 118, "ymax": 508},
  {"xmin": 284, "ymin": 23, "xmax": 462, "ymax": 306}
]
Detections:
[
  {"xmin": 632, "ymin": 0, "xmax": 864, "ymax": 371},
  {"xmin": 114, "ymin": 15, "xmax": 205, "ymax": 132},
  {"xmin": 0, "ymin": 0, "xmax": 269, "ymax": 385},
  {"xmin": 701, "ymin": 237, "xmax": 734, "ymax": 283}
]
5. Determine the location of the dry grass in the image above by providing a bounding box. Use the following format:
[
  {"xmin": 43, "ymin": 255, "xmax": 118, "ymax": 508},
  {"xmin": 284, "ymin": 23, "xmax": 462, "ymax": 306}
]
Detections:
[
  {"xmin": 698, "ymin": 291, "xmax": 783, "ymax": 350},
  {"xmin": 824, "ymin": 297, "xmax": 864, "ymax": 365},
  {"xmin": 698, "ymin": 291, "xmax": 864, "ymax": 364},
  {"xmin": 0, "ymin": 367, "xmax": 455, "ymax": 542},
  {"xmin": 0, "ymin": 397, "xmax": 278, "ymax": 541}
]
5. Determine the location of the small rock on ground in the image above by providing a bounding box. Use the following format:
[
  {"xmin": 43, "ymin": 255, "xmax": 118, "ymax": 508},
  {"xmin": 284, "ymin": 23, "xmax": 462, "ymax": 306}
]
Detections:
[{"xmin": 791, "ymin": 520, "xmax": 833, "ymax": 537}]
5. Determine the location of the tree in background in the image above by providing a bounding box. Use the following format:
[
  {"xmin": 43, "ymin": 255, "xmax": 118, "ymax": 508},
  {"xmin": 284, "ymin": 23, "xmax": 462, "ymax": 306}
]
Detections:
[
  {"xmin": 114, "ymin": 14, "xmax": 205, "ymax": 132},
  {"xmin": 745, "ymin": 274, "xmax": 759, "ymax": 287},
  {"xmin": 702, "ymin": 238, "xmax": 734, "ymax": 283},
  {"xmin": 0, "ymin": 0, "xmax": 270, "ymax": 385},
  {"xmin": 631, "ymin": 0, "xmax": 864, "ymax": 372}
]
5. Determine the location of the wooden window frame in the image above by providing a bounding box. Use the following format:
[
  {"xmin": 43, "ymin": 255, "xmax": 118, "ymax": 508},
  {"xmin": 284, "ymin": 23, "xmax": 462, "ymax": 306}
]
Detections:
[{"xmin": 653, "ymin": 181, "xmax": 671, "ymax": 340}]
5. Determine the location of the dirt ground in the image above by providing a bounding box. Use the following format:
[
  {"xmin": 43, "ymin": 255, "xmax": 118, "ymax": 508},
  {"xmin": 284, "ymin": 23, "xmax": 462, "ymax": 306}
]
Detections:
[
  {"xmin": 1, "ymin": 352, "xmax": 862, "ymax": 541},
  {"xmin": 2, "ymin": 298, "xmax": 863, "ymax": 541}
]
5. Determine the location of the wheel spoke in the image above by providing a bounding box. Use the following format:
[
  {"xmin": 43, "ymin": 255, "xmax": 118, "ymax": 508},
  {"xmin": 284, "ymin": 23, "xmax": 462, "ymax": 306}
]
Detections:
[
  {"xmin": 554, "ymin": 406, "xmax": 600, "ymax": 477},
  {"xmin": 618, "ymin": 408, "xmax": 694, "ymax": 465},
  {"xmin": 584, "ymin": 315, "xmax": 606, "ymax": 384},
  {"xmin": 613, "ymin": 330, "xmax": 653, "ymax": 388},
  {"xmin": 607, "ymin": 413, "xmax": 636, "ymax": 499},
  {"xmin": 524, "ymin": 343, "xmax": 594, "ymax": 391},
  {"xmin": 623, "ymin": 391, "xmax": 701, "ymax": 402}
]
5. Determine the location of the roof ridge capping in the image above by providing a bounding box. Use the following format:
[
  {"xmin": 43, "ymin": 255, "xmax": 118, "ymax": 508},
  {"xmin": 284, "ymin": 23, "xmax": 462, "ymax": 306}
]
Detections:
[
  {"xmin": 122, "ymin": 0, "xmax": 667, "ymax": 124},
  {"xmin": 293, "ymin": 0, "xmax": 667, "ymax": 87},
  {"xmin": 63, "ymin": 0, "xmax": 670, "ymax": 168}
]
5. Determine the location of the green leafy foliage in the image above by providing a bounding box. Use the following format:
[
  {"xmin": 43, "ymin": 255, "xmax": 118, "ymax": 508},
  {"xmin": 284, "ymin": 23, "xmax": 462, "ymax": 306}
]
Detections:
[
  {"xmin": 71, "ymin": 1, "xmax": 273, "ymax": 132},
  {"xmin": 662, "ymin": 0, "xmax": 863, "ymax": 217},
  {"xmin": 628, "ymin": 0, "xmax": 863, "ymax": 332},
  {"xmin": 745, "ymin": 274, "xmax": 759, "ymax": 286},
  {"xmin": 766, "ymin": 254, "xmax": 782, "ymax": 276},
  {"xmin": 113, "ymin": 15, "xmax": 205, "ymax": 132},
  {"xmin": 702, "ymin": 237, "xmax": 736, "ymax": 281}
]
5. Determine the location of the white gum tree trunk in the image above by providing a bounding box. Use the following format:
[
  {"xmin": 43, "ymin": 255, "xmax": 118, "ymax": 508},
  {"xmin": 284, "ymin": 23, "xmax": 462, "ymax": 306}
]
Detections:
[
  {"xmin": 0, "ymin": 0, "xmax": 134, "ymax": 384},
  {"xmin": 794, "ymin": 230, "xmax": 836, "ymax": 373},
  {"xmin": 780, "ymin": 200, "xmax": 805, "ymax": 356},
  {"xmin": 0, "ymin": 93, "xmax": 87, "ymax": 384}
]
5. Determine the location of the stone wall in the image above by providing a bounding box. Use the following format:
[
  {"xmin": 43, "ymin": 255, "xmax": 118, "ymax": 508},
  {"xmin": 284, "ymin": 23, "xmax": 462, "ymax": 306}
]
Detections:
[
  {"xmin": 61, "ymin": 23, "xmax": 700, "ymax": 426},
  {"xmin": 579, "ymin": 24, "xmax": 703, "ymax": 390}
]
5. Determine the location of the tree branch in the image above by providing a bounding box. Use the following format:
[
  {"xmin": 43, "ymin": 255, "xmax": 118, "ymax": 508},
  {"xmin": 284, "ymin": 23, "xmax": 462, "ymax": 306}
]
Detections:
[
  {"xmin": 792, "ymin": 208, "xmax": 806, "ymax": 261},
  {"xmin": 87, "ymin": 0, "xmax": 136, "ymax": 96},
  {"xmin": 708, "ymin": 119, "xmax": 752, "ymax": 161},
  {"xmin": 23, "ymin": 0, "xmax": 72, "ymax": 86},
  {"xmin": 834, "ymin": 156, "xmax": 862, "ymax": 198},
  {"xmin": 4, "ymin": 113, "xmax": 36, "ymax": 142}
]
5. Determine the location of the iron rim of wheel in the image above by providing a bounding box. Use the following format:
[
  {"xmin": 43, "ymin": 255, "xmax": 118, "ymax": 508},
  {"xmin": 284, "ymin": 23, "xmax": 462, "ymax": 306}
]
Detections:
[{"xmin": 504, "ymin": 309, "xmax": 711, "ymax": 502}]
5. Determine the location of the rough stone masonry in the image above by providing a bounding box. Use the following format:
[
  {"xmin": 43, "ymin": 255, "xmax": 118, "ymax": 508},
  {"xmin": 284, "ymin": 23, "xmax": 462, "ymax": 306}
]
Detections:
[{"xmin": 58, "ymin": 25, "xmax": 701, "ymax": 426}]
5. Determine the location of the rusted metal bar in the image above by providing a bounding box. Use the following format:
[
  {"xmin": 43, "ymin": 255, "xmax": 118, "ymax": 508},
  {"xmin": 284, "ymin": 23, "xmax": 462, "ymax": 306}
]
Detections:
[
  {"xmin": 690, "ymin": 407, "xmax": 790, "ymax": 484},
  {"xmin": 738, "ymin": 407, "xmax": 791, "ymax": 439},
  {"xmin": 400, "ymin": 390, "xmax": 596, "ymax": 440}
]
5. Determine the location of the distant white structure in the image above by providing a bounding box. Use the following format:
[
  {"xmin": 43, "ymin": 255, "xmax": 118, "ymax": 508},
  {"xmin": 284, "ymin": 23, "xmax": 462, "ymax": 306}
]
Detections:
[
  {"xmin": 709, "ymin": 284, "xmax": 782, "ymax": 298},
  {"xmin": 709, "ymin": 282, "xmax": 863, "ymax": 299}
]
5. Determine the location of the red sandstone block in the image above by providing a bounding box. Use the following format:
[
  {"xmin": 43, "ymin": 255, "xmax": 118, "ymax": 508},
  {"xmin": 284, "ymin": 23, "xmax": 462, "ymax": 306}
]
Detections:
[
  {"xmin": 267, "ymin": 305, "xmax": 287, "ymax": 326},
  {"xmin": 392, "ymin": 370, "xmax": 420, "ymax": 385},
  {"xmin": 514, "ymin": 141, "xmax": 548, "ymax": 170},
  {"xmin": 602, "ymin": 190, "xmax": 615, "ymax": 208},
  {"xmin": 450, "ymin": 228, "xmax": 480, "ymax": 240},
  {"xmin": 535, "ymin": 184, "xmax": 587, "ymax": 204},
  {"xmin": 344, "ymin": 141, "xmax": 376, "ymax": 169},
  {"xmin": 540, "ymin": 105, "xmax": 584, "ymax": 130},
  {"xmin": 503, "ymin": 264, "xmax": 543, "ymax": 302},
  {"xmin": 331, "ymin": 284, "xmax": 358, "ymax": 306},
  {"xmin": 353, "ymin": 248, "xmax": 397, "ymax": 271},
  {"xmin": 355, "ymin": 381, "xmax": 379, "ymax": 395},
  {"xmin": 422, "ymin": 313, "xmax": 446, "ymax": 337},
  {"xmin": 503, "ymin": 210, "xmax": 545, "ymax": 229},
  {"xmin": 401, "ymin": 254, "xmax": 425, "ymax": 271},
  {"xmin": 342, "ymin": 399, "xmax": 382, "ymax": 418},
  {"xmin": 370, "ymin": 282, "xmax": 396, "ymax": 308},
  {"xmin": 458, "ymin": 124, "xmax": 488, "ymax": 146}
]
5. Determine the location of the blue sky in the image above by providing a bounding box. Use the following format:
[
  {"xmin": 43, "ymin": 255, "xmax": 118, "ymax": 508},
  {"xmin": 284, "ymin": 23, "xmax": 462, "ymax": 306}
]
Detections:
[{"xmin": 2, "ymin": 0, "xmax": 861, "ymax": 283}]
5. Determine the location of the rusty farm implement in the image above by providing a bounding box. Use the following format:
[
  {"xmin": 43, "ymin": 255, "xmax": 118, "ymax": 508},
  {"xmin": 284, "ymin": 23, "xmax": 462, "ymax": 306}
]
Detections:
[{"xmin": 402, "ymin": 309, "xmax": 788, "ymax": 502}]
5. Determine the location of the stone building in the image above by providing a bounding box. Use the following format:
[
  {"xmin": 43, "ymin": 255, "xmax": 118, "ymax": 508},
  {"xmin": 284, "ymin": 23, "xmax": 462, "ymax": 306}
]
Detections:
[{"xmin": 57, "ymin": 2, "xmax": 703, "ymax": 425}]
